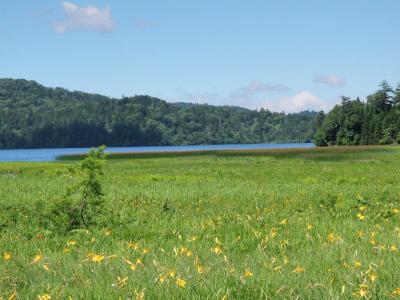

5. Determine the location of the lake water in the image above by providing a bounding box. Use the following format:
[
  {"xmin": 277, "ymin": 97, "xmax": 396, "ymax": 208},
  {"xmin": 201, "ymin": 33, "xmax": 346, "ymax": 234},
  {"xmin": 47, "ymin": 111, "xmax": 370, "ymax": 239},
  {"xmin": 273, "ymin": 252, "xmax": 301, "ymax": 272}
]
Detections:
[{"xmin": 0, "ymin": 143, "xmax": 315, "ymax": 162}]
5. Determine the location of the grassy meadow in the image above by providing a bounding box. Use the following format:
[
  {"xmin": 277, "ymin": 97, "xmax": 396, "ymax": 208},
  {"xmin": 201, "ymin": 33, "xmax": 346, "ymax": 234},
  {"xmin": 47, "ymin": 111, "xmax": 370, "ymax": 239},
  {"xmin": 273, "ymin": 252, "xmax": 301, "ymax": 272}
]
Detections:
[{"xmin": 1, "ymin": 146, "xmax": 400, "ymax": 299}]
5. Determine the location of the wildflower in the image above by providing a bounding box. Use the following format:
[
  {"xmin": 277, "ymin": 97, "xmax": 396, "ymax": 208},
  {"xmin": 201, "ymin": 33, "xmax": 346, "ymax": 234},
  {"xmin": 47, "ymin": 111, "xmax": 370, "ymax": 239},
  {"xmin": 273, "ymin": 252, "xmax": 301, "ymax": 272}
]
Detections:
[
  {"xmin": 307, "ymin": 224, "xmax": 313, "ymax": 230},
  {"xmin": 393, "ymin": 208, "xmax": 399, "ymax": 214},
  {"xmin": 390, "ymin": 245, "xmax": 398, "ymax": 252},
  {"xmin": 142, "ymin": 248, "xmax": 150, "ymax": 254},
  {"xmin": 357, "ymin": 213, "xmax": 365, "ymax": 221},
  {"xmin": 31, "ymin": 254, "xmax": 43, "ymax": 264},
  {"xmin": 243, "ymin": 269, "xmax": 253, "ymax": 277},
  {"xmin": 279, "ymin": 219, "xmax": 288, "ymax": 225},
  {"xmin": 283, "ymin": 256, "xmax": 289, "ymax": 265},
  {"xmin": 357, "ymin": 231, "xmax": 364, "ymax": 238},
  {"xmin": 3, "ymin": 252, "xmax": 11, "ymax": 261},
  {"xmin": 6, "ymin": 291, "xmax": 17, "ymax": 300},
  {"xmin": 159, "ymin": 274, "xmax": 168, "ymax": 284},
  {"xmin": 175, "ymin": 278, "xmax": 186, "ymax": 288},
  {"xmin": 189, "ymin": 236, "xmax": 198, "ymax": 242},
  {"xmin": 327, "ymin": 233, "xmax": 337, "ymax": 243},
  {"xmin": 37, "ymin": 294, "xmax": 51, "ymax": 300},
  {"xmin": 292, "ymin": 266, "xmax": 305, "ymax": 273},
  {"xmin": 359, "ymin": 206, "xmax": 367, "ymax": 212},
  {"xmin": 43, "ymin": 264, "xmax": 51, "ymax": 272},
  {"xmin": 115, "ymin": 276, "xmax": 128, "ymax": 288},
  {"xmin": 134, "ymin": 289, "xmax": 145, "ymax": 300},
  {"xmin": 104, "ymin": 229, "xmax": 112, "ymax": 236},
  {"xmin": 211, "ymin": 245, "xmax": 223, "ymax": 255},
  {"xmin": 168, "ymin": 270, "xmax": 176, "ymax": 278},
  {"xmin": 67, "ymin": 240, "xmax": 77, "ymax": 247},
  {"xmin": 128, "ymin": 242, "xmax": 140, "ymax": 250},
  {"xmin": 197, "ymin": 265, "xmax": 205, "ymax": 274},
  {"xmin": 368, "ymin": 272, "xmax": 377, "ymax": 283},
  {"xmin": 270, "ymin": 228, "xmax": 278, "ymax": 237},
  {"xmin": 354, "ymin": 261, "xmax": 362, "ymax": 268},
  {"xmin": 89, "ymin": 254, "xmax": 105, "ymax": 263},
  {"xmin": 353, "ymin": 287, "xmax": 368, "ymax": 298},
  {"xmin": 392, "ymin": 288, "xmax": 400, "ymax": 296}
]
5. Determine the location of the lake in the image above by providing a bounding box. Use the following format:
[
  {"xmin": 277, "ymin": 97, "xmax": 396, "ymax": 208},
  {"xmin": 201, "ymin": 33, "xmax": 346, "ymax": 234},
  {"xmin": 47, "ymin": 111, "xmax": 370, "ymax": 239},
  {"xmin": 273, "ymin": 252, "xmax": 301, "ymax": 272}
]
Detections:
[{"xmin": 0, "ymin": 143, "xmax": 315, "ymax": 162}]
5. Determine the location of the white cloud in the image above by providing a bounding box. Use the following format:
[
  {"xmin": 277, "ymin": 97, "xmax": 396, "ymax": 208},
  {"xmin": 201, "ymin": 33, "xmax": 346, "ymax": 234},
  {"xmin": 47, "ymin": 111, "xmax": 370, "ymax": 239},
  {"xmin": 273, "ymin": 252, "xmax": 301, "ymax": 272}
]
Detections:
[
  {"xmin": 54, "ymin": 1, "xmax": 115, "ymax": 33},
  {"xmin": 314, "ymin": 74, "xmax": 346, "ymax": 87},
  {"xmin": 225, "ymin": 80, "xmax": 290, "ymax": 107},
  {"xmin": 262, "ymin": 91, "xmax": 330, "ymax": 113},
  {"xmin": 179, "ymin": 80, "xmax": 290, "ymax": 108}
]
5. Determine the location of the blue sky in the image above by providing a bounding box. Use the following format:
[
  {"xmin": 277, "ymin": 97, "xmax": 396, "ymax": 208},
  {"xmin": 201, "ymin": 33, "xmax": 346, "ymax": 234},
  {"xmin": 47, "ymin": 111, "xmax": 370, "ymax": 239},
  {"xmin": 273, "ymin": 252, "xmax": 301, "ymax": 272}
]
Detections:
[{"xmin": 1, "ymin": 1, "xmax": 399, "ymax": 112}]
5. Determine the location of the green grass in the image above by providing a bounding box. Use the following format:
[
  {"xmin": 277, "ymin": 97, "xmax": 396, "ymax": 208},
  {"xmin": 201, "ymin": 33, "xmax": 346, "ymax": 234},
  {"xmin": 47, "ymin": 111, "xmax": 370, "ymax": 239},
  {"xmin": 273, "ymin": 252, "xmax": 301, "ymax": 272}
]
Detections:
[{"xmin": 1, "ymin": 146, "xmax": 400, "ymax": 299}]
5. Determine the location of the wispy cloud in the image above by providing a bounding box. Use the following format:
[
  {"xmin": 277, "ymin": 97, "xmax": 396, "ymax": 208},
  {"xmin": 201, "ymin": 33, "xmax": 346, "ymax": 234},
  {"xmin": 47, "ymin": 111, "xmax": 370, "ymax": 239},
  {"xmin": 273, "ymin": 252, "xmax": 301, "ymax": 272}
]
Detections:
[
  {"xmin": 224, "ymin": 80, "xmax": 290, "ymax": 107},
  {"xmin": 54, "ymin": 1, "xmax": 115, "ymax": 33},
  {"xmin": 314, "ymin": 74, "xmax": 346, "ymax": 87},
  {"xmin": 262, "ymin": 91, "xmax": 329, "ymax": 113},
  {"xmin": 180, "ymin": 80, "xmax": 290, "ymax": 108}
]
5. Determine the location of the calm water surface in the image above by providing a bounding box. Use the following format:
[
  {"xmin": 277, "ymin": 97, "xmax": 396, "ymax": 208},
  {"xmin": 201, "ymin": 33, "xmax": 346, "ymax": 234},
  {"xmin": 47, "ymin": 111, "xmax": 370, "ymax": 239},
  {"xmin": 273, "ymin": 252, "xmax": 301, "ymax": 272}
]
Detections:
[{"xmin": 0, "ymin": 143, "xmax": 315, "ymax": 162}]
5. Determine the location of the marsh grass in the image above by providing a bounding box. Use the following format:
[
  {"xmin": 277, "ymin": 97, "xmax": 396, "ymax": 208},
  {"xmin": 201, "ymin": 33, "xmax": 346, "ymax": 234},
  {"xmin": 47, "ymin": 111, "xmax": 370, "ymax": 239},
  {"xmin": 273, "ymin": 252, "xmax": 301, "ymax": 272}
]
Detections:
[{"xmin": 1, "ymin": 146, "xmax": 400, "ymax": 299}]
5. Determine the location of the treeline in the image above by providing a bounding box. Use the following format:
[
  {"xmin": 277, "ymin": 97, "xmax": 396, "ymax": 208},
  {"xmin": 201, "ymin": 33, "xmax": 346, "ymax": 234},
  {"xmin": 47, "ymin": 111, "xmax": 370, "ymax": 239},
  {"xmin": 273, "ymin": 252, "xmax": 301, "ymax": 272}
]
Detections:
[
  {"xmin": 314, "ymin": 81, "xmax": 400, "ymax": 146},
  {"xmin": 0, "ymin": 79, "xmax": 318, "ymax": 149}
]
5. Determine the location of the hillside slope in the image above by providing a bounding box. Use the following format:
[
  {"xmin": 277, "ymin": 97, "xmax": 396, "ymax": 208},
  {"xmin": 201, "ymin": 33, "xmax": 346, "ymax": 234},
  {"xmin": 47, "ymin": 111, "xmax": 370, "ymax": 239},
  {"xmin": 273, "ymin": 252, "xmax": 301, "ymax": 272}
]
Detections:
[{"xmin": 0, "ymin": 79, "xmax": 318, "ymax": 149}]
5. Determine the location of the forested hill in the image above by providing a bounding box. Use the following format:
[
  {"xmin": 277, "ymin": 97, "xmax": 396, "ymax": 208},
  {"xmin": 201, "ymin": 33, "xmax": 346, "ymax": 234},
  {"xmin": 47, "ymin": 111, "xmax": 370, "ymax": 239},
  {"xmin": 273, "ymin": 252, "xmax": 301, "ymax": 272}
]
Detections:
[
  {"xmin": 314, "ymin": 81, "xmax": 400, "ymax": 146},
  {"xmin": 0, "ymin": 78, "xmax": 318, "ymax": 149}
]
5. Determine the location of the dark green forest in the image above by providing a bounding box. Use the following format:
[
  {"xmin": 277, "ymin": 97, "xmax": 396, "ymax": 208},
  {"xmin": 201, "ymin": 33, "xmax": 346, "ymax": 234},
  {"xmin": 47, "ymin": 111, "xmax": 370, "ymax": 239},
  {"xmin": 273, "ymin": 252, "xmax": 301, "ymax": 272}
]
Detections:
[
  {"xmin": 314, "ymin": 81, "xmax": 400, "ymax": 146},
  {"xmin": 0, "ymin": 79, "xmax": 317, "ymax": 149}
]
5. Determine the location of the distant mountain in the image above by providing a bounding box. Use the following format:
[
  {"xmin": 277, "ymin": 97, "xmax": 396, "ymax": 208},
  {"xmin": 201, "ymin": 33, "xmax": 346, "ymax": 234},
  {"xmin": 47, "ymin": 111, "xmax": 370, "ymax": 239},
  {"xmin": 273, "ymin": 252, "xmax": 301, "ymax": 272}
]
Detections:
[{"xmin": 0, "ymin": 78, "xmax": 318, "ymax": 149}]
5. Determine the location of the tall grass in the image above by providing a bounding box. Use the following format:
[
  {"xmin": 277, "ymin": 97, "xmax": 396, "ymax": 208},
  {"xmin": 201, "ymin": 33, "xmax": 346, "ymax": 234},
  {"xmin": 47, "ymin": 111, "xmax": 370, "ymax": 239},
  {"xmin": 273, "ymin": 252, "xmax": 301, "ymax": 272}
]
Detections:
[{"xmin": 1, "ymin": 146, "xmax": 400, "ymax": 299}]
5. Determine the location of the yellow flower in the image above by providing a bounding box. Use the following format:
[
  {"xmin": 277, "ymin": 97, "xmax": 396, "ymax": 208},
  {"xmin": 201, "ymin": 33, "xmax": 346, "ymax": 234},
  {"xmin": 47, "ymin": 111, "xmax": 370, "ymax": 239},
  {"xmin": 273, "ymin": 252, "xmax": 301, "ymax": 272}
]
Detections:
[
  {"xmin": 134, "ymin": 289, "xmax": 145, "ymax": 300},
  {"xmin": 43, "ymin": 264, "xmax": 51, "ymax": 272},
  {"xmin": 67, "ymin": 240, "xmax": 77, "ymax": 247},
  {"xmin": 393, "ymin": 208, "xmax": 399, "ymax": 214},
  {"xmin": 135, "ymin": 289, "xmax": 144, "ymax": 300},
  {"xmin": 292, "ymin": 266, "xmax": 305, "ymax": 273},
  {"xmin": 189, "ymin": 235, "xmax": 198, "ymax": 241},
  {"xmin": 3, "ymin": 252, "xmax": 11, "ymax": 261},
  {"xmin": 31, "ymin": 254, "xmax": 43, "ymax": 264},
  {"xmin": 390, "ymin": 245, "xmax": 398, "ymax": 252},
  {"xmin": 354, "ymin": 261, "xmax": 362, "ymax": 268},
  {"xmin": 159, "ymin": 273, "xmax": 168, "ymax": 284},
  {"xmin": 175, "ymin": 278, "xmax": 186, "ymax": 288},
  {"xmin": 37, "ymin": 294, "xmax": 51, "ymax": 300},
  {"xmin": 353, "ymin": 287, "xmax": 368, "ymax": 298},
  {"xmin": 211, "ymin": 245, "xmax": 223, "ymax": 255},
  {"xmin": 279, "ymin": 219, "xmax": 288, "ymax": 225},
  {"xmin": 359, "ymin": 206, "xmax": 367, "ymax": 212},
  {"xmin": 104, "ymin": 229, "xmax": 112, "ymax": 236},
  {"xmin": 307, "ymin": 224, "xmax": 313, "ymax": 230},
  {"xmin": 270, "ymin": 228, "xmax": 278, "ymax": 237},
  {"xmin": 128, "ymin": 242, "xmax": 140, "ymax": 250},
  {"xmin": 168, "ymin": 270, "xmax": 176, "ymax": 278},
  {"xmin": 142, "ymin": 248, "xmax": 150, "ymax": 254},
  {"xmin": 392, "ymin": 288, "xmax": 400, "ymax": 296},
  {"xmin": 197, "ymin": 265, "xmax": 205, "ymax": 274},
  {"xmin": 357, "ymin": 213, "xmax": 365, "ymax": 221},
  {"xmin": 357, "ymin": 231, "xmax": 364, "ymax": 238},
  {"xmin": 215, "ymin": 237, "xmax": 222, "ymax": 245},
  {"xmin": 89, "ymin": 254, "xmax": 105, "ymax": 263},
  {"xmin": 243, "ymin": 269, "xmax": 253, "ymax": 278},
  {"xmin": 327, "ymin": 233, "xmax": 337, "ymax": 242},
  {"xmin": 368, "ymin": 272, "xmax": 377, "ymax": 283},
  {"xmin": 7, "ymin": 291, "xmax": 17, "ymax": 300}
]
